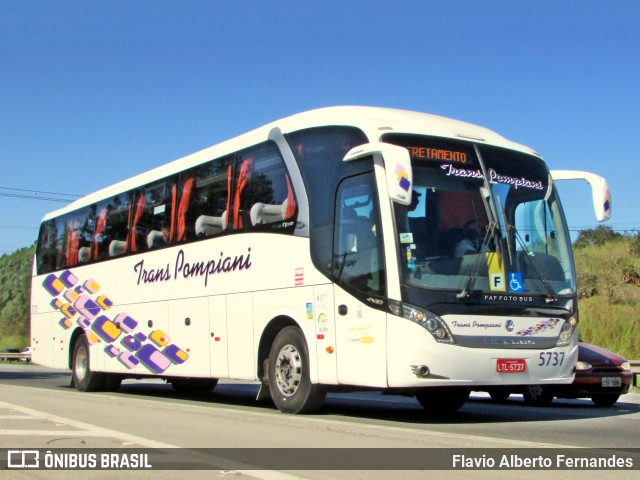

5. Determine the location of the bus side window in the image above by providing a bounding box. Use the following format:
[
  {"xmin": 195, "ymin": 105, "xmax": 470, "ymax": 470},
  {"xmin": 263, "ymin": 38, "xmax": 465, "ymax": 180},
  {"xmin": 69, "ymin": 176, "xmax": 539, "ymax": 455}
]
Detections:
[
  {"xmin": 235, "ymin": 142, "xmax": 297, "ymax": 232},
  {"xmin": 64, "ymin": 209, "xmax": 91, "ymax": 268},
  {"xmin": 95, "ymin": 193, "xmax": 130, "ymax": 260},
  {"xmin": 333, "ymin": 174, "xmax": 385, "ymax": 296},
  {"xmin": 36, "ymin": 219, "xmax": 57, "ymax": 274},
  {"xmin": 132, "ymin": 178, "xmax": 176, "ymax": 251},
  {"xmin": 182, "ymin": 155, "xmax": 232, "ymax": 241}
]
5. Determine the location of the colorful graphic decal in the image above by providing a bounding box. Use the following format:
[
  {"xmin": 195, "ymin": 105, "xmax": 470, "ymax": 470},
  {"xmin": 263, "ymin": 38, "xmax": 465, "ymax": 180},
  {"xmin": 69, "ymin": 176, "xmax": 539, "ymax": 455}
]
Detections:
[
  {"xmin": 604, "ymin": 189, "xmax": 611, "ymax": 215},
  {"xmin": 406, "ymin": 245, "xmax": 416, "ymax": 269},
  {"xmin": 516, "ymin": 318, "xmax": 560, "ymax": 337},
  {"xmin": 395, "ymin": 164, "xmax": 411, "ymax": 192},
  {"xmin": 42, "ymin": 270, "xmax": 191, "ymax": 375}
]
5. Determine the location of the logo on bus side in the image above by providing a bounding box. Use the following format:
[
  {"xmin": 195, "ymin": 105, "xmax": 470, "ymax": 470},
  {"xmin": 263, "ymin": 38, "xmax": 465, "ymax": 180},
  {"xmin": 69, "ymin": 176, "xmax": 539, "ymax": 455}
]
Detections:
[{"xmin": 133, "ymin": 247, "xmax": 252, "ymax": 287}]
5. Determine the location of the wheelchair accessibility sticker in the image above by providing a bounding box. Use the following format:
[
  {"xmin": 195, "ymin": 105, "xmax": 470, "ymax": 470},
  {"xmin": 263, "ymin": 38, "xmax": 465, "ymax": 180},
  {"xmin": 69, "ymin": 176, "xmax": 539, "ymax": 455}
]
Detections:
[{"xmin": 508, "ymin": 272, "xmax": 524, "ymax": 293}]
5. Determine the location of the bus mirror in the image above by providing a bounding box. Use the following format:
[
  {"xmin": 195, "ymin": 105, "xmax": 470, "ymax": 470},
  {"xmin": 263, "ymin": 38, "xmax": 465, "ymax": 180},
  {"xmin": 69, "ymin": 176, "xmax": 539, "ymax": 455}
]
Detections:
[
  {"xmin": 551, "ymin": 170, "xmax": 612, "ymax": 222},
  {"xmin": 344, "ymin": 143, "xmax": 413, "ymax": 205}
]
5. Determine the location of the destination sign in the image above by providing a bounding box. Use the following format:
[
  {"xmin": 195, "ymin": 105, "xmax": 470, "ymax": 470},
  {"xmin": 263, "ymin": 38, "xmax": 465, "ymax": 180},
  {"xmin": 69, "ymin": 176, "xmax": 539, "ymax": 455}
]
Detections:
[{"xmin": 408, "ymin": 147, "xmax": 468, "ymax": 164}]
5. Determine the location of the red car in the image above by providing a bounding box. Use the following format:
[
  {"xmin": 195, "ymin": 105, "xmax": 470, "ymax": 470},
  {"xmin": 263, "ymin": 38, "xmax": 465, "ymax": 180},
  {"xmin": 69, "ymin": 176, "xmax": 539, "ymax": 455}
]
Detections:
[{"xmin": 488, "ymin": 342, "xmax": 634, "ymax": 407}]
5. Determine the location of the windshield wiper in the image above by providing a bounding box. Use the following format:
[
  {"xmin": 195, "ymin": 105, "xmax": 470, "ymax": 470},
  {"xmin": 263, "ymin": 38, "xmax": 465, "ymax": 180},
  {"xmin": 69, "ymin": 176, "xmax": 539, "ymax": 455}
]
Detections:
[
  {"xmin": 494, "ymin": 194, "xmax": 514, "ymax": 264},
  {"xmin": 456, "ymin": 187, "xmax": 504, "ymax": 299},
  {"xmin": 456, "ymin": 223, "xmax": 496, "ymax": 299},
  {"xmin": 511, "ymin": 225, "xmax": 557, "ymax": 303},
  {"xmin": 456, "ymin": 147, "xmax": 504, "ymax": 300}
]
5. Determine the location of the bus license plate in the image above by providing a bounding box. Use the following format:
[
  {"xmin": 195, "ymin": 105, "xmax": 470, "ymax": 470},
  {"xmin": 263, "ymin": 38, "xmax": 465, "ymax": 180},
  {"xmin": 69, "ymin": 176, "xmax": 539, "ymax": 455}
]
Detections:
[
  {"xmin": 602, "ymin": 377, "xmax": 621, "ymax": 387},
  {"xmin": 496, "ymin": 359, "xmax": 526, "ymax": 373}
]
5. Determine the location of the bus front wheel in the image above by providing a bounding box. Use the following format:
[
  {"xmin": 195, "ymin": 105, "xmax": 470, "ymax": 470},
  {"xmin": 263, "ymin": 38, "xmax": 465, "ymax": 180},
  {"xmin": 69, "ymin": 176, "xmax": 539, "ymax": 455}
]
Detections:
[
  {"xmin": 72, "ymin": 334, "xmax": 105, "ymax": 392},
  {"xmin": 268, "ymin": 326, "xmax": 326, "ymax": 414}
]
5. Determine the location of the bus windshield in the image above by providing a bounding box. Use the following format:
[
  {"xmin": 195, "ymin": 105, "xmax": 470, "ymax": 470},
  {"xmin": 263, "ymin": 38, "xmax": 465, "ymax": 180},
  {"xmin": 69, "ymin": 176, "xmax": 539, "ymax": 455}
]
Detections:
[{"xmin": 384, "ymin": 134, "xmax": 575, "ymax": 297}]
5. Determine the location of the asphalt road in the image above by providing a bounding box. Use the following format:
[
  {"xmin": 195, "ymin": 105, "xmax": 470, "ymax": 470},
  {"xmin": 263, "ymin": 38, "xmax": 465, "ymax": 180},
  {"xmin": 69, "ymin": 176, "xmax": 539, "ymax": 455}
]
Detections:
[{"xmin": 0, "ymin": 364, "xmax": 639, "ymax": 480}]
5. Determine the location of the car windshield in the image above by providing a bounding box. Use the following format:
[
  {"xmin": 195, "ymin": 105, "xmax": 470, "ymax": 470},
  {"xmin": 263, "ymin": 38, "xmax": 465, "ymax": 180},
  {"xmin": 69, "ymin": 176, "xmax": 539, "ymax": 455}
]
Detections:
[{"xmin": 384, "ymin": 134, "xmax": 575, "ymax": 297}]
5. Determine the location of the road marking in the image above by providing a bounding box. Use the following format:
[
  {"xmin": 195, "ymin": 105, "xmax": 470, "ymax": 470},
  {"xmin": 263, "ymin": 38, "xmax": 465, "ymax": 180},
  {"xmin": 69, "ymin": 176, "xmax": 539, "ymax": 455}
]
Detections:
[
  {"xmin": 0, "ymin": 399, "xmax": 176, "ymax": 448},
  {"xmin": 1, "ymin": 429, "xmax": 109, "ymax": 436},
  {"xmin": 0, "ymin": 383, "xmax": 584, "ymax": 449},
  {"xmin": 0, "ymin": 397, "xmax": 305, "ymax": 480}
]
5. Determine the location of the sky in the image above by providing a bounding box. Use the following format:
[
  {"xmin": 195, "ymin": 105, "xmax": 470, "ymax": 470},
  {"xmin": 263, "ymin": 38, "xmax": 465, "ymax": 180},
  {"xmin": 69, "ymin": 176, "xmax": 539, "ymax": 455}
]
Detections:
[{"xmin": 1, "ymin": 0, "xmax": 638, "ymax": 255}]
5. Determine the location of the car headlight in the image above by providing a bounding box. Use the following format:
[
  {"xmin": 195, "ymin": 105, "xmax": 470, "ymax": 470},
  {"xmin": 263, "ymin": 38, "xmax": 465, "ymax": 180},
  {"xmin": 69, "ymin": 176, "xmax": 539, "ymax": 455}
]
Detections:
[
  {"xmin": 575, "ymin": 361, "xmax": 592, "ymax": 371},
  {"xmin": 620, "ymin": 361, "xmax": 630, "ymax": 371},
  {"xmin": 392, "ymin": 302, "xmax": 455, "ymax": 344},
  {"xmin": 556, "ymin": 316, "xmax": 578, "ymax": 347}
]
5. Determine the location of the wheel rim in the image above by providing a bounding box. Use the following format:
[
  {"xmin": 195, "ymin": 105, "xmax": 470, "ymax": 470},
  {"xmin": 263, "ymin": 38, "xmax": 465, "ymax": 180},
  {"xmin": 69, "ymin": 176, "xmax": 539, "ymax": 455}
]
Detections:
[
  {"xmin": 274, "ymin": 344, "xmax": 302, "ymax": 397},
  {"xmin": 75, "ymin": 345, "xmax": 88, "ymax": 382}
]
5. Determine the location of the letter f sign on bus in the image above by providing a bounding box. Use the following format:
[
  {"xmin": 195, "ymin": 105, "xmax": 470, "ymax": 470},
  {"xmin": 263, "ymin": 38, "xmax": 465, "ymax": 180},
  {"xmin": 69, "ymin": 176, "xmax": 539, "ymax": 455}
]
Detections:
[
  {"xmin": 487, "ymin": 253, "xmax": 506, "ymax": 292},
  {"xmin": 490, "ymin": 273, "xmax": 505, "ymax": 291}
]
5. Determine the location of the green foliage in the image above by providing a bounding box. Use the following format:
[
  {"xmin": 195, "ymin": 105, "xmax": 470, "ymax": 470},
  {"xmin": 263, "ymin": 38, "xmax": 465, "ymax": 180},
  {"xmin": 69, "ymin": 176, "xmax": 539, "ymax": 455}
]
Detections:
[
  {"xmin": 0, "ymin": 244, "xmax": 34, "ymax": 349},
  {"xmin": 578, "ymin": 296, "xmax": 640, "ymax": 360},
  {"xmin": 574, "ymin": 234, "xmax": 640, "ymax": 303},
  {"xmin": 631, "ymin": 232, "xmax": 640, "ymax": 258},
  {"xmin": 573, "ymin": 228, "xmax": 640, "ymax": 359},
  {"xmin": 573, "ymin": 225, "xmax": 622, "ymax": 249}
]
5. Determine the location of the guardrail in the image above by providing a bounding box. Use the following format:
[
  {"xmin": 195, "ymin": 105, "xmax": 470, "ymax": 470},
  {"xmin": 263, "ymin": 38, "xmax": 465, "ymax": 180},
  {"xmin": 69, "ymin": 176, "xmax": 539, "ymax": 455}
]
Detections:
[{"xmin": 0, "ymin": 352, "xmax": 30, "ymax": 362}]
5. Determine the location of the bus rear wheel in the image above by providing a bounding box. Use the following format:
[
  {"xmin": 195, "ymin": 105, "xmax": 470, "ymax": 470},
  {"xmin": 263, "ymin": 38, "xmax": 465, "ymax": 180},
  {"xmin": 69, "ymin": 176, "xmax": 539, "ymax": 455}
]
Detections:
[
  {"xmin": 268, "ymin": 326, "xmax": 326, "ymax": 414},
  {"xmin": 72, "ymin": 334, "xmax": 105, "ymax": 392}
]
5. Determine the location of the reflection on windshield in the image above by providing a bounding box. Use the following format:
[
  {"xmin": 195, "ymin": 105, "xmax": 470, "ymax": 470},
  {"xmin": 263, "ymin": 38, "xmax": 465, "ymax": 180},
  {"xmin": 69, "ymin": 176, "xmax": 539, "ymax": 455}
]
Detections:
[{"xmin": 385, "ymin": 135, "xmax": 575, "ymax": 297}]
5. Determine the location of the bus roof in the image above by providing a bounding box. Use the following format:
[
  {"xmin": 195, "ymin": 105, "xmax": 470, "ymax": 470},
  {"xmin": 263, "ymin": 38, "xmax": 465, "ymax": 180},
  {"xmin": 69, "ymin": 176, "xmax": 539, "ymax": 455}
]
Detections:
[{"xmin": 41, "ymin": 106, "xmax": 539, "ymax": 221}]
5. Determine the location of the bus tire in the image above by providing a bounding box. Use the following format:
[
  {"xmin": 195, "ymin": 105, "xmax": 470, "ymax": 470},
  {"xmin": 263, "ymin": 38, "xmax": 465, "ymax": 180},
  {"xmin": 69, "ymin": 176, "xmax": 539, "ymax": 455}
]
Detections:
[
  {"xmin": 72, "ymin": 334, "xmax": 105, "ymax": 392},
  {"xmin": 268, "ymin": 326, "xmax": 326, "ymax": 414},
  {"xmin": 415, "ymin": 387, "xmax": 470, "ymax": 413}
]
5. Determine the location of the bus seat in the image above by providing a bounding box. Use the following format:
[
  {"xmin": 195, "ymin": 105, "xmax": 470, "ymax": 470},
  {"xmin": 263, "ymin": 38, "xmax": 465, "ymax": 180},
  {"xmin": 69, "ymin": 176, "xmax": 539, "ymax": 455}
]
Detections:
[
  {"xmin": 250, "ymin": 200, "xmax": 287, "ymax": 226},
  {"xmin": 195, "ymin": 212, "xmax": 226, "ymax": 237},
  {"xmin": 147, "ymin": 230, "xmax": 165, "ymax": 249},
  {"xmin": 109, "ymin": 240, "xmax": 127, "ymax": 257},
  {"xmin": 78, "ymin": 247, "xmax": 90, "ymax": 263}
]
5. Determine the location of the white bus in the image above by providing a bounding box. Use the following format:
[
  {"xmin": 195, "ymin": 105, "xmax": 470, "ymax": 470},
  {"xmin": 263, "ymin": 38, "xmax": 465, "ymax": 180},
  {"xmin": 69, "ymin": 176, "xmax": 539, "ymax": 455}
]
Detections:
[{"xmin": 31, "ymin": 106, "xmax": 611, "ymax": 414}]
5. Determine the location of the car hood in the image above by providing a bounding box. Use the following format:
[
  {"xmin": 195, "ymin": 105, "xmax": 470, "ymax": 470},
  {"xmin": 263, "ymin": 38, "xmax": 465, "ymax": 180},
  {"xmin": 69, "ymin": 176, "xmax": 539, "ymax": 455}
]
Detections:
[{"xmin": 579, "ymin": 342, "xmax": 627, "ymax": 367}]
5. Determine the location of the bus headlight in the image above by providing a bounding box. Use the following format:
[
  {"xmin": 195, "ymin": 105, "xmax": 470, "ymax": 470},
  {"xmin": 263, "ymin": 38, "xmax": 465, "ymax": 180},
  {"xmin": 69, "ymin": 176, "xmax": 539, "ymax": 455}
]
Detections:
[
  {"xmin": 400, "ymin": 303, "xmax": 455, "ymax": 344},
  {"xmin": 556, "ymin": 316, "xmax": 577, "ymax": 347}
]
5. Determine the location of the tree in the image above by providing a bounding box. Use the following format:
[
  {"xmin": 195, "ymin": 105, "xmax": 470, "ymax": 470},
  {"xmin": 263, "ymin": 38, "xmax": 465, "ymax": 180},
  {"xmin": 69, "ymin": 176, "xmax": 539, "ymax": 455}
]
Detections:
[
  {"xmin": 573, "ymin": 225, "xmax": 622, "ymax": 249},
  {"xmin": 0, "ymin": 244, "xmax": 35, "ymax": 341}
]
